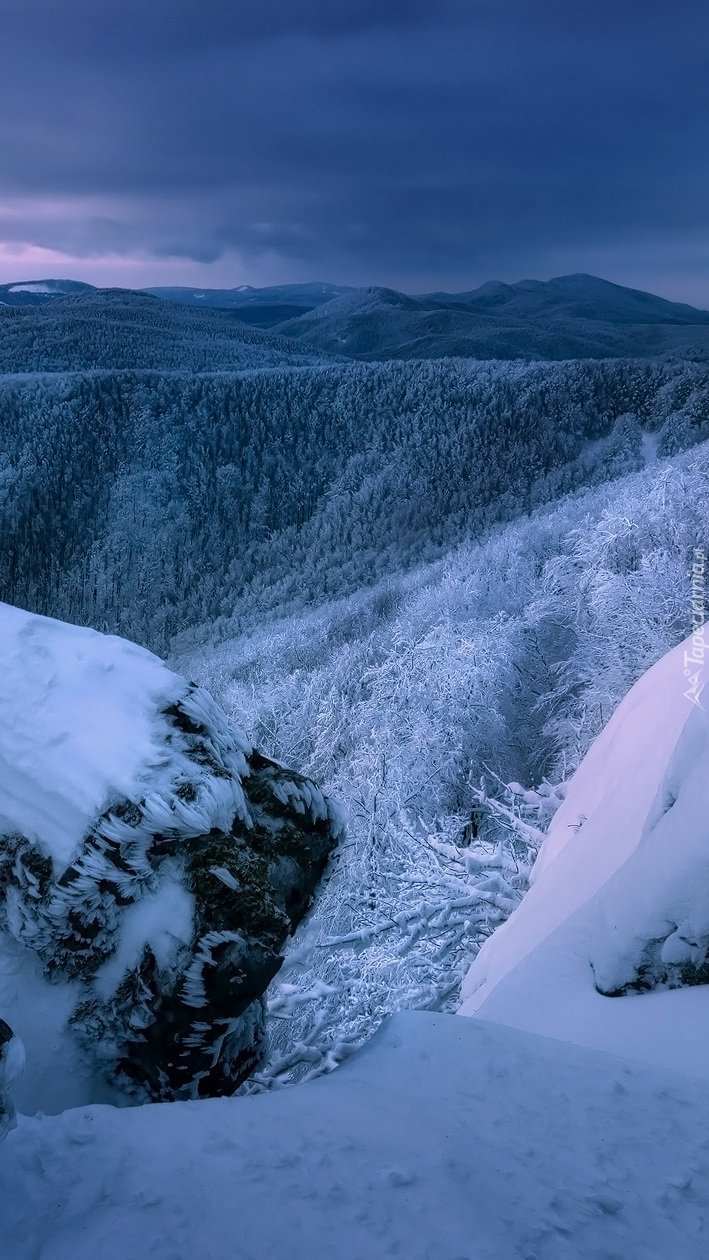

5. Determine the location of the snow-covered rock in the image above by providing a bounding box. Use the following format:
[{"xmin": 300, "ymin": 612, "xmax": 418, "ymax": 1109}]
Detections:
[
  {"xmin": 0, "ymin": 1019, "xmax": 24, "ymax": 1141},
  {"xmin": 0, "ymin": 604, "xmax": 343, "ymax": 1108},
  {"xmin": 459, "ymin": 623, "xmax": 709, "ymax": 1078}
]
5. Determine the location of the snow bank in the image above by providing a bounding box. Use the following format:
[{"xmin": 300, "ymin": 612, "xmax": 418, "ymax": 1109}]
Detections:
[
  {"xmin": 0, "ymin": 604, "xmax": 342, "ymax": 1111},
  {"xmin": 460, "ymin": 624, "xmax": 709, "ymax": 1077},
  {"xmin": 2, "ymin": 1010, "xmax": 709, "ymax": 1260}
]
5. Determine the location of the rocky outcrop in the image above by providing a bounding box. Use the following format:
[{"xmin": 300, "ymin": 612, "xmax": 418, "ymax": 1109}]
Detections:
[{"xmin": 0, "ymin": 605, "xmax": 343, "ymax": 1102}]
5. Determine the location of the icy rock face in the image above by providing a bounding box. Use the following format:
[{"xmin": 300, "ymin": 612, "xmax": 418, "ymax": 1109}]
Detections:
[
  {"xmin": 0, "ymin": 605, "xmax": 343, "ymax": 1101},
  {"xmin": 0, "ymin": 1019, "xmax": 24, "ymax": 1140}
]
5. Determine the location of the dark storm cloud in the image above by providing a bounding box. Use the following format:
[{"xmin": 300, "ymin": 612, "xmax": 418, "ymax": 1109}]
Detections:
[
  {"xmin": 1, "ymin": 0, "xmax": 708, "ymax": 292},
  {"xmin": 0, "ymin": 0, "xmax": 447, "ymax": 54}
]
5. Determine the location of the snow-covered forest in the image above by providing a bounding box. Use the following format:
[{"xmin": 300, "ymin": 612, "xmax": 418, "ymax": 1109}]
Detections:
[
  {"xmin": 2, "ymin": 352, "xmax": 708, "ymax": 651},
  {"xmin": 0, "ymin": 289, "xmax": 325, "ymax": 374}
]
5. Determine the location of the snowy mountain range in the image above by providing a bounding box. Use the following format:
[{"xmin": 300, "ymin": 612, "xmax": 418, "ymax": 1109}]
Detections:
[
  {"xmin": 3, "ymin": 272, "xmax": 709, "ymax": 361},
  {"xmin": 273, "ymin": 274, "xmax": 709, "ymax": 360}
]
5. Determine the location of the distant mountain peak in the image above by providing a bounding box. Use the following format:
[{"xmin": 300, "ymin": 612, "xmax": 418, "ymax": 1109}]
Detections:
[{"xmin": 0, "ymin": 278, "xmax": 95, "ymax": 307}]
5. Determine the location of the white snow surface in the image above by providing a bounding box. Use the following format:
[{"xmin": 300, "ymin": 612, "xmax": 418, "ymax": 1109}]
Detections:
[
  {"xmin": 460, "ymin": 625, "xmax": 709, "ymax": 1078},
  {"xmin": 0, "ymin": 602, "xmax": 187, "ymax": 870},
  {"xmin": 2, "ymin": 1010, "xmax": 709, "ymax": 1259},
  {"xmin": 0, "ymin": 936, "xmax": 112, "ymax": 1115},
  {"xmin": 92, "ymin": 875, "xmax": 195, "ymax": 1003}
]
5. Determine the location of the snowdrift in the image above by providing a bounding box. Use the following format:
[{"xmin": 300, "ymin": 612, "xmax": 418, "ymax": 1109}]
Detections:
[
  {"xmin": 2, "ymin": 1011, "xmax": 709, "ymax": 1260},
  {"xmin": 0, "ymin": 603, "xmax": 343, "ymax": 1114},
  {"xmin": 460, "ymin": 622, "xmax": 709, "ymax": 1077}
]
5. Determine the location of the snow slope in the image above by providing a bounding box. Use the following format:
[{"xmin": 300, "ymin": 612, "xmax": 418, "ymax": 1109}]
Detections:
[
  {"xmin": 459, "ymin": 623, "xmax": 709, "ymax": 1077},
  {"xmin": 2, "ymin": 1010, "xmax": 709, "ymax": 1260}
]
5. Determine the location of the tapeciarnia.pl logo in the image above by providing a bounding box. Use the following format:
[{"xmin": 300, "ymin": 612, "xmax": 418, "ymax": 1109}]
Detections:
[{"xmin": 684, "ymin": 546, "xmax": 707, "ymax": 708}]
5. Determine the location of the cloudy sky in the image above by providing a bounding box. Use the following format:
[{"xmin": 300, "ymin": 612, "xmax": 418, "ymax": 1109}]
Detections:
[{"xmin": 1, "ymin": 0, "xmax": 708, "ymax": 300}]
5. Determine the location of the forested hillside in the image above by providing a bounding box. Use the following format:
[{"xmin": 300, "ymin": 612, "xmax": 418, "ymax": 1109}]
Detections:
[
  {"xmin": 0, "ymin": 290, "xmax": 328, "ymax": 374},
  {"xmin": 273, "ymin": 275, "xmax": 709, "ymax": 361},
  {"xmin": 2, "ymin": 355, "xmax": 708, "ymax": 652},
  {"xmin": 144, "ymin": 281, "xmax": 355, "ymax": 327}
]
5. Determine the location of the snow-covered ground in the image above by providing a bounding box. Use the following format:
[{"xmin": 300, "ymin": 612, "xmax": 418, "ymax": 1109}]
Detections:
[
  {"xmin": 2, "ymin": 1010, "xmax": 709, "ymax": 1260},
  {"xmin": 460, "ymin": 624, "xmax": 709, "ymax": 1079}
]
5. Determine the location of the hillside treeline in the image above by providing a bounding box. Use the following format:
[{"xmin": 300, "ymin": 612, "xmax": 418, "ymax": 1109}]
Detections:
[{"xmin": 1, "ymin": 355, "xmax": 707, "ymax": 651}]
